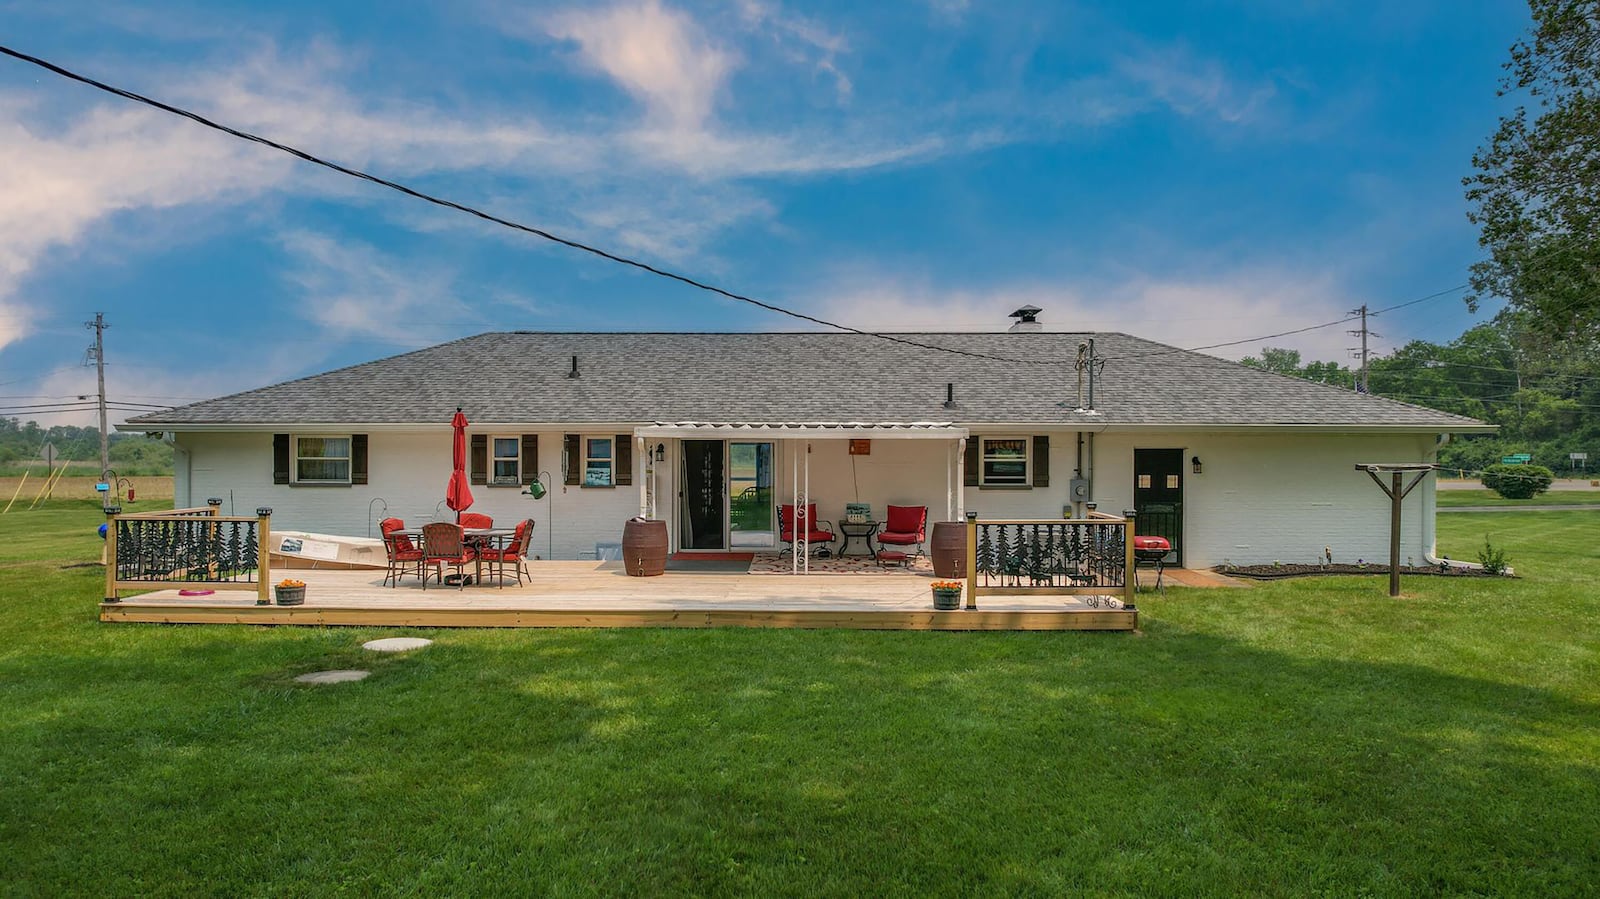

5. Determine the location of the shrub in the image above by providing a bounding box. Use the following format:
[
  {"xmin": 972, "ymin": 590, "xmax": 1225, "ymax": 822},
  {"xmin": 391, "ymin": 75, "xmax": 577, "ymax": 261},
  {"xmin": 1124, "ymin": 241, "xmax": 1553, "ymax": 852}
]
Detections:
[
  {"xmin": 1477, "ymin": 536, "xmax": 1509, "ymax": 576},
  {"xmin": 1480, "ymin": 463, "xmax": 1554, "ymax": 499}
]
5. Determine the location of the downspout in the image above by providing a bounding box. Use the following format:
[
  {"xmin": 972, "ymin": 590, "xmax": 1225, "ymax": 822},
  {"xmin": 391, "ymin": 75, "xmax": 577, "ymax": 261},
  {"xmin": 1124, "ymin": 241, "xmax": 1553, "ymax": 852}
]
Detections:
[{"xmin": 1075, "ymin": 430, "xmax": 1085, "ymax": 518}]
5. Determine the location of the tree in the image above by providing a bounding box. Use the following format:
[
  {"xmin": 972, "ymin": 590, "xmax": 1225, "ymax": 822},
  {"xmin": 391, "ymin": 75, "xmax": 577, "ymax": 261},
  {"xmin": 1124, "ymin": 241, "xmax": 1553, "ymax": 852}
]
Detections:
[{"xmin": 1464, "ymin": 1, "xmax": 1600, "ymax": 341}]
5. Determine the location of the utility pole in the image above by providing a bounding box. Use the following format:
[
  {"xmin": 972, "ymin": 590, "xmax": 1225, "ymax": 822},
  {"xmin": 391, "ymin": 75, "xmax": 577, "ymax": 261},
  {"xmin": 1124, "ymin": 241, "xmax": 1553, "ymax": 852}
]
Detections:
[
  {"xmin": 1347, "ymin": 304, "xmax": 1379, "ymax": 394},
  {"xmin": 86, "ymin": 312, "xmax": 110, "ymax": 476}
]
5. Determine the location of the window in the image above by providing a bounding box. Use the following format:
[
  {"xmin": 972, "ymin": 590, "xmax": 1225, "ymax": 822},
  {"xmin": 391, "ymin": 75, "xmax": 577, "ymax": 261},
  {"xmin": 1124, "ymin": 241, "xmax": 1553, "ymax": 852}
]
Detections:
[
  {"xmin": 584, "ymin": 437, "xmax": 613, "ymax": 487},
  {"xmin": 294, "ymin": 436, "xmax": 351, "ymax": 483},
  {"xmin": 491, "ymin": 437, "xmax": 521, "ymax": 486},
  {"xmin": 980, "ymin": 437, "xmax": 1029, "ymax": 486}
]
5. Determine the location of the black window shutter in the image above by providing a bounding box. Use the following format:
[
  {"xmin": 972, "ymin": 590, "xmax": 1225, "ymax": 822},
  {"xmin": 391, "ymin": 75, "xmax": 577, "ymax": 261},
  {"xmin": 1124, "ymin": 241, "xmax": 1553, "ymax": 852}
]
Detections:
[
  {"xmin": 964, "ymin": 436, "xmax": 979, "ymax": 487},
  {"xmin": 470, "ymin": 434, "xmax": 488, "ymax": 485},
  {"xmin": 1032, "ymin": 435, "xmax": 1050, "ymax": 488},
  {"xmin": 273, "ymin": 434, "xmax": 290, "ymax": 484},
  {"xmin": 615, "ymin": 435, "xmax": 633, "ymax": 486},
  {"xmin": 564, "ymin": 434, "xmax": 581, "ymax": 486},
  {"xmin": 521, "ymin": 435, "xmax": 538, "ymax": 485},
  {"xmin": 351, "ymin": 434, "xmax": 369, "ymax": 485}
]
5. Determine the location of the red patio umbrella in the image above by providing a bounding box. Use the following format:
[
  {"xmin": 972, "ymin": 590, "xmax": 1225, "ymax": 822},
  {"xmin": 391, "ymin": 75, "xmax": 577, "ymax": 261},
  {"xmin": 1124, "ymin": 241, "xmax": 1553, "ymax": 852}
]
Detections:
[{"xmin": 445, "ymin": 407, "xmax": 474, "ymax": 521}]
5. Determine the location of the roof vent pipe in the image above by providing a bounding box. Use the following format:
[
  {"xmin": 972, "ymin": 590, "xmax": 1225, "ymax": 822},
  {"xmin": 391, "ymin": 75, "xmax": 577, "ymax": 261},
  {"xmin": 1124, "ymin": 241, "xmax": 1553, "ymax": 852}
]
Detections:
[
  {"xmin": 943, "ymin": 382, "xmax": 955, "ymax": 408},
  {"xmin": 567, "ymin": 355, "xmax": 580, "ymax": 379},
  {"xmin": 1008, "ymin": 305, "xmax": 1043, "ymax": 333}
]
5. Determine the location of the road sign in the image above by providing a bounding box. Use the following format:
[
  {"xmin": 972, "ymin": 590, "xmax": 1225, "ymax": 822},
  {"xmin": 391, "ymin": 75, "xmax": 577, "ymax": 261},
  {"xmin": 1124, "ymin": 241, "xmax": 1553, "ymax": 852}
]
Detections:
[
  {"xmin": 1572, "ymin": 453, "xmax": 1588, "ymax": 461},
  {"xmin": 1500, "ymin": 454, "xmax": 1533, "ymax": 465},
  {"xmin": 39, "ymin": 442, "xmax": 55, "ymax": 470}
]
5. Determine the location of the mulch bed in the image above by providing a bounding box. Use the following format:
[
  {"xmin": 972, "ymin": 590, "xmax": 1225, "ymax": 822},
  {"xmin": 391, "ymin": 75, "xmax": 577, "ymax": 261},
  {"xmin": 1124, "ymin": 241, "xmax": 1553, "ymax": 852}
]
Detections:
[{"xmin": 1216, "ymin": 563, "xmax": 1513, "ymax": 580}]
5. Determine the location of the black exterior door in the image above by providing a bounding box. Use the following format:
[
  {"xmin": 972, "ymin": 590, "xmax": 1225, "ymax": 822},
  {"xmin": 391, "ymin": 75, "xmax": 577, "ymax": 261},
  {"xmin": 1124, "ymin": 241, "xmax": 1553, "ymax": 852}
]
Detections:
[
  {"xmin": 1133, "ymin": 448, "xmax": 1183, "ymax": 565},
  {"xmin": 680, "ymin": 440, "xmax": 726, "ymax": 550}
]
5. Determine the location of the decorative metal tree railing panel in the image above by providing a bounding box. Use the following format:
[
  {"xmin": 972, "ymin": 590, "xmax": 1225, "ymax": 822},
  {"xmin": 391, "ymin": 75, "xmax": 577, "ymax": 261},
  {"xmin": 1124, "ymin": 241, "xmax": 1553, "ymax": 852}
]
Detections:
[
  {"xmin": 114, "ymin": 518, "xmax": 259, "ymax": 583},
  {"xmin": 104, "ymin": 509, "xmax": 272, "ymax": 603},
  {"xmin": 964, "ymin": 513, "xmax": 1136, "ymax": 608}
]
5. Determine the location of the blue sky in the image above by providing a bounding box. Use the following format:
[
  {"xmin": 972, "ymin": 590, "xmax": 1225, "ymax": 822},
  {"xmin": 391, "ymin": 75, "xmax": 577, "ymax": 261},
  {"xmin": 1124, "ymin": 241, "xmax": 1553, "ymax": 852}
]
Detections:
[{"xmin": 0, "ymin": 0, "xmax": 1530, "ymax": 424}]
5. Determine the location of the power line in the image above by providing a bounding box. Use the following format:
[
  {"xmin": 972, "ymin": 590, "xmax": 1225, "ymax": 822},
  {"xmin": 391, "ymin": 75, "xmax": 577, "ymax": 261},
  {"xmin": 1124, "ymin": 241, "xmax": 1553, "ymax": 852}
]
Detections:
[
  {"xmin": 1119, "ymin": 285, "xmax": 1469, "ymax": 361},
  {"xmin": 0, "ymin": 44, "xmax": 1071, "ymax": 369}
]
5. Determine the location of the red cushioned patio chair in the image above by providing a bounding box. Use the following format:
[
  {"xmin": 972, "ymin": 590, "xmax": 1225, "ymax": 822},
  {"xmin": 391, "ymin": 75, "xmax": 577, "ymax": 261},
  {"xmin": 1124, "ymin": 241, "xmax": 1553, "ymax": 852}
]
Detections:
[
  {"xmin": 379, "ymin": 517, "xmax": 425, "ymax": 587},
  {"xmin": 480, "ymin": 518, "xmax": 534, "ymax": 588},
  {"xmin": 877, "ymin": 504, "xmax": 928, "ymax": 561},
  {"xmin": 421, "ymin": 522, "xmax": 477, "ymax": 590},
  {"xmin": 779, "ymin": 503, "xmax": 836, "ymax": 557}
]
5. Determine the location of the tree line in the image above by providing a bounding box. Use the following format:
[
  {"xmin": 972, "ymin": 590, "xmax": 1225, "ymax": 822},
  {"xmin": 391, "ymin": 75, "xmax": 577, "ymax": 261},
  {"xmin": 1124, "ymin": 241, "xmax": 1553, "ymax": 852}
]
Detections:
[{"xmin": 0, "ymin": 418, "xmax": 173, "ymax": 475}]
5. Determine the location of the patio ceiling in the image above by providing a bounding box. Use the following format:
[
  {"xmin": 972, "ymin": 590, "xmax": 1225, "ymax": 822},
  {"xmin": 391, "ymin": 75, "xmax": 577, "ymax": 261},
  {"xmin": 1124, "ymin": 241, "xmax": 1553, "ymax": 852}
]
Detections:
[{"xmin": 635, "ymin": 422, "xmax": 968, "ymax": 439}]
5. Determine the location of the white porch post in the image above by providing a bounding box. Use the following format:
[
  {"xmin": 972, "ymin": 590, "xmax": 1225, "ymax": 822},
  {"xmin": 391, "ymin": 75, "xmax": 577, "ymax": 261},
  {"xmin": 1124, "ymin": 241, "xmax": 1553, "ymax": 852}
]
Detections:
[
  {"xmin": 637, "ymin": 435, "xmax": 648, "ymax": 519},
  {"xmin": 791, "ymin": 438, "xmax": 799, "ymax": 575},
  {"xmin": 946, "ymin": 440, "xmax": 954, "ymax": 522},
  {"xmin": 956, "ymin": 437, "xmax": 967, "ymax": 518},
  {"xmin": 803, "ymin": 441, "xmax": 811, "ymax": 574}
]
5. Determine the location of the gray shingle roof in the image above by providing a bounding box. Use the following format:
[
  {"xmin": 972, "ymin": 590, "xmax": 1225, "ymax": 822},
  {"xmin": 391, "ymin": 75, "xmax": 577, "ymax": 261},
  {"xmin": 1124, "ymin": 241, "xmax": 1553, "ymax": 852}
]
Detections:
[{"xmin": 123, "ymin": 331, "xmax": 1492, "ymax": 430}]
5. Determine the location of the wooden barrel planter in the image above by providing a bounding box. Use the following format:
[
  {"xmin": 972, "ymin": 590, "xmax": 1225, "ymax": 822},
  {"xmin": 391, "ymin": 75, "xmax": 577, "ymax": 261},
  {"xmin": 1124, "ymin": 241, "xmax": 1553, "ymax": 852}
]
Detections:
[
  {"xmin": 622, "ymin": 518, "xmax": 668, "ymax": 577},
  {"xmin": 930, "ymin": 521, "xmax": 966, "ymax": 578}
]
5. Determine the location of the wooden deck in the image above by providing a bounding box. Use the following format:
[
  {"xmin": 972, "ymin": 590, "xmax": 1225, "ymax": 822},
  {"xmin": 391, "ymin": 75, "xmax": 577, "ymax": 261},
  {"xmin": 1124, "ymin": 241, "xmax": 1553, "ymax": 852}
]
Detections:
[{"xmin": 99, "ymin": 562, "xmax": 1138, "ymax": 631}]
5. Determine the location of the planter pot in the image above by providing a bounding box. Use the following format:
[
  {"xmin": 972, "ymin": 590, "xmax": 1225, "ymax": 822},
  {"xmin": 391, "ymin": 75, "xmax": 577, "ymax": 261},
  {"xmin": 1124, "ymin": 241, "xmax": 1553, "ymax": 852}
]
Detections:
[
  {"xmin": 932, "ymin": 588, "xmax": 962, "ymax": 611},
  {"xmin": 274, "ymin": 586, "xmax": 305, "ymax": 605},
  {"xmin": 930, "ymin": 521, "xmax": 966, "ymax": 578}
]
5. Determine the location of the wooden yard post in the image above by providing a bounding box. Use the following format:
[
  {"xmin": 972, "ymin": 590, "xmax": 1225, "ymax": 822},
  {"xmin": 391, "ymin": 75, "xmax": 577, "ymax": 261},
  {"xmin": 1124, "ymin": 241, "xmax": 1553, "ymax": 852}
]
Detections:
[
  {"xmin": 1355, "ymin": 464, "xmax": 1432, "ymax": 598},
  {"xmin": 104, "ymin": 512, "xmax": 118, "ymax": 603},
  {"xmin": 965, "ymin": 511, "xmax": 978, "ymax": 610},
  {"xmin": 1123, "ymin": 509, "xmax": 1137, "ymax": 606},
  {"xmin": 256, "ymin": 508, "xmax": 273, "ymax": 606}
]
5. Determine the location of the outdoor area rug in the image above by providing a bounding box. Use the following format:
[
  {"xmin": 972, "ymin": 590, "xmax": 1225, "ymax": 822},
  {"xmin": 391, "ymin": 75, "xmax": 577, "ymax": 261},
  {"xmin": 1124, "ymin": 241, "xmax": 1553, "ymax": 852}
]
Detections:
[{"xmin": 748, "ymin": 553, "xmax": 935, "ymax": 575}]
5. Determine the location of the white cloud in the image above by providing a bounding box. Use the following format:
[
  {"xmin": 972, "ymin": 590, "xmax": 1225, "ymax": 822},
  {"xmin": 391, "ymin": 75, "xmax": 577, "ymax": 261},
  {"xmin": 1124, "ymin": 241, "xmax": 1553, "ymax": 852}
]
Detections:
[
  {"xmin": 538, "ymin": 1, "xmax": 951, "ymax": 177},
  {"xmin": 0, "ymin": 42, "xmax": 580, "ymax": 353},
  {"xmin": 278, "ymin": 231, "xmax": 481, "ymax": 345},
  {"xmin": 806, "ymin": 267, "xmax": 1364, "ymax": 362},
  {"xmin": 1116, "ymin": 45, "xmax": 1279, "ymax": 126},
  {"xmin": 737, "ymin": 0, "xmax": 852, "ymax": 100},
  {"xmin": 548, "ymin": 0, "xmax": 735, "ymax": 132}
]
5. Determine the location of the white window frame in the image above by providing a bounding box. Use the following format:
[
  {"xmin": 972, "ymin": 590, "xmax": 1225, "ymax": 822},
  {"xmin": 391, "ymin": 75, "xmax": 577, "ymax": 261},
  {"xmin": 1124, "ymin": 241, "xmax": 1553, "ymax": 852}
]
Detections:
[
  {"xmin": 292, "ymin": 434, "xmax": 352, "ymax": 485},
  {"xmin": 490, "ymin": 435, "xmax": 522, "ymax": 487},
  {"xmin": 979, "ymin": 436, "xmax": 1030, "ymax": 487},
  {"xmin": 583, "ymin": 436, "xmax": 614, "ymax": 487}
]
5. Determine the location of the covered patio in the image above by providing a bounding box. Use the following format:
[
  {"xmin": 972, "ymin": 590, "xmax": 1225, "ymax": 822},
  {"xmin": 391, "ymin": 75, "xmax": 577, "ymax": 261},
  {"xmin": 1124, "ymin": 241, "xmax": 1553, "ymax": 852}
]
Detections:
[{"xmin": 100, "ymin": 562, "xmax": 1139, "ymax": 631}]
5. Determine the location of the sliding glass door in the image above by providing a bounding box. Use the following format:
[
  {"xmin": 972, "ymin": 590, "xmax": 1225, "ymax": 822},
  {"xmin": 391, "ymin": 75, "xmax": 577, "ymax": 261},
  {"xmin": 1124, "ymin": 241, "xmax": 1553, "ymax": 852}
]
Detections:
[{"xmin": 728, "ymin": 442, "xmax": 774, "ymax": 548}]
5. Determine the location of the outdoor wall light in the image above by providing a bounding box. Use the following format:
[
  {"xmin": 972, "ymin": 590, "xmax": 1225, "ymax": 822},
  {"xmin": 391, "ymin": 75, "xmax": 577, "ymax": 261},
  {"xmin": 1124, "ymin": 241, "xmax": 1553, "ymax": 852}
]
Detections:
[
  {"xmin": 1191, "ymin": 456, "xmax": 1203, "ymax": 475},
  {"xmin": 654, "ymin": 443, "xmax": 666, "ymax": 463}
]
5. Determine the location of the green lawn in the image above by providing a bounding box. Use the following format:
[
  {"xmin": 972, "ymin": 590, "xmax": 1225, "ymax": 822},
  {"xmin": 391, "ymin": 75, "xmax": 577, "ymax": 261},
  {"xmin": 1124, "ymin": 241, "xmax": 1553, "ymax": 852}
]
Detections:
[
  {"xmin": 2, "ymin": 500, "xmax": 1598, "ymax": 895},
  {"xmin": 1436, "ymin": 487, "xmax": 1600, "ymax": 507}
]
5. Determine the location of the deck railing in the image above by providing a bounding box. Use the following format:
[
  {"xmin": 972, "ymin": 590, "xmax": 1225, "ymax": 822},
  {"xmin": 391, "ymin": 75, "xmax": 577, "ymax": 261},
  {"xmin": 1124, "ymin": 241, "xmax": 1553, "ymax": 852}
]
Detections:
[
  {"xmin": 964, "ymin": 509, "xmax": 1135, "ymax": 609},
  {"xmin": 105, "ymin": 506, "xmax": 273, "ymax": 604}
]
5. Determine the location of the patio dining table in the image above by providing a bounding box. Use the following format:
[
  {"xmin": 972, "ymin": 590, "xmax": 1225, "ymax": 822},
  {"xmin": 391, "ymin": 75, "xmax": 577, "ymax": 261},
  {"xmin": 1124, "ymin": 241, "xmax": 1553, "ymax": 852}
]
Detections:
[{"xmin": 398, "ymin": 526, "xmax": 517, "ymax": 586}]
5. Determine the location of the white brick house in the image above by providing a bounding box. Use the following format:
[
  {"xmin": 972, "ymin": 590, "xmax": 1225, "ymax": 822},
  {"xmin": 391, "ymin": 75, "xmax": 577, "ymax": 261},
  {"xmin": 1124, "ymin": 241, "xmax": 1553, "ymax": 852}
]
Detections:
[{"xmin": 122, "ymin": 330, "xmax": 1491, "ymax": 567}]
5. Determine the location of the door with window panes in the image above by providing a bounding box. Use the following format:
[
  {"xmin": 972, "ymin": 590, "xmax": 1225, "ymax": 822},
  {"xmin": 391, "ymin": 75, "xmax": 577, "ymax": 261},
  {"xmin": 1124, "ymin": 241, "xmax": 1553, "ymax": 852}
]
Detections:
[{"xmin": 1133, "ymin": 448, "xmax": 1183, "ymax": 566}]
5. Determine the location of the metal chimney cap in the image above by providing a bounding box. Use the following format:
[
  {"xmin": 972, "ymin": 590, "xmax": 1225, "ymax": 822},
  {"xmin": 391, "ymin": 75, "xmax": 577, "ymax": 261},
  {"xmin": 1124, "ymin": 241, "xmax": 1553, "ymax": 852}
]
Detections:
[{"xmin": 1008, "ymin": 305, "xmax": 1042, "ymax": 322}]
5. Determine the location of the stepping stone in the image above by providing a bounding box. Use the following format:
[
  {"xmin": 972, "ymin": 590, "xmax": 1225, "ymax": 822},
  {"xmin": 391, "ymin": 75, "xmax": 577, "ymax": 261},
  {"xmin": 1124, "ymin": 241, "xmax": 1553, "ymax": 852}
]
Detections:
[
  {"xmin": 295, "ymin": 669, "xmax": 370, "ymax": 685},
  {"xmin": 362, "ymin": 637, "xmax": 433, "ymax": 653}
]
